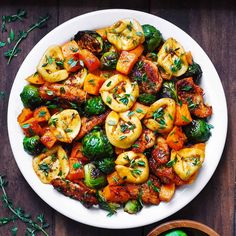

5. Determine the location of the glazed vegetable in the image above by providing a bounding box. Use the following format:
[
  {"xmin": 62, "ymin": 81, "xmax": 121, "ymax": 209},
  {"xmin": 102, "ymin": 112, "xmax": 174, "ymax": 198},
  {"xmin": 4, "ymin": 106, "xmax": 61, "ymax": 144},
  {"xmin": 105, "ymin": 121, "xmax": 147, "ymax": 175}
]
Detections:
[
  {"xmin": 138, "ymin": 93, "xmax": 157, "ymax": 105},
  {"xmin": 23, "ymin": 135, "xmax": 43, "ymax": 155},
  {"xmin": 100, "ymin": 51, "xmax": 119, "ymax": 69},
  {"xmin": 20, "ymin": 85, "xmax": 42, "ymax": 109},
  {"xmin": 26, "ymin": 72, "xmax": 45, "ymax": 85},
  {"xmin": 84, "ymin": 163, "xmax": 107, "ymax": 189},
  {"xmin": 174, "ymin": 103, "xmax": 192, "ymax": 126},
  {"xmin": 17, "ymin": 108, "xmax": 33, "ymax": 124},
  {"xmin": 95, "ymin": 157, "xmax": 115, "ymax": 174},
  {"xmin": 124, "ymin": 200, "xmax": 142, "ymax": 214},
  {"xmin": 85, "ymin": 96, "xmax": 107, "ymax": 115},
  {"xmin": 183, "ymin": 62, "xmax": 202, "ymax": 84},
  {"xmin": 163, "ymin": 229, "xmax": 187, "ymax": 236},
  {"xmin": 82, "ymin": 129, "xmax": 114, "ymax": 160},
  {"xmin": 184, "ymin": 119, "xmax": 212, "ymax": 143},
  {"xmin": 61, "ymin": 40, "xmax": 79, "ymax": 57},
  {"xmin": 142, "ymin": 24, "xmax": 162, "ymax": 52},
  {"xmin": 83, "ymin": 73, "xmax": 105, "ymax": 95},
  {"xmin": 161, "ymin": 81, "xmax": 178, "ymax": 102},
  {"xmin": 74, "ymin": 30, "xmax": 103, "ymax": 54},
  {"xmin": 159, "ymin": 184, "xmax": 176, "ymax": 202}
]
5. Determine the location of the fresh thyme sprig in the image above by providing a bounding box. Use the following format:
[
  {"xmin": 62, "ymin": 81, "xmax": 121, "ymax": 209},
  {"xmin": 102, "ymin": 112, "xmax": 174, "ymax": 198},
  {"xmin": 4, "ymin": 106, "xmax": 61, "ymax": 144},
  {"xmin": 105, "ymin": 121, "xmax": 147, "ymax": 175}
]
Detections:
[
  {"xmin": 4, "ymin": 14, "xmax": 50, "ymax": 64},
  {"xmin": 0, "ymin": 175, "xmax": 50, "ymax": 236},
  {"xmin": 1, "ymin": 9, "xmax": 27, "ymax": 33}
]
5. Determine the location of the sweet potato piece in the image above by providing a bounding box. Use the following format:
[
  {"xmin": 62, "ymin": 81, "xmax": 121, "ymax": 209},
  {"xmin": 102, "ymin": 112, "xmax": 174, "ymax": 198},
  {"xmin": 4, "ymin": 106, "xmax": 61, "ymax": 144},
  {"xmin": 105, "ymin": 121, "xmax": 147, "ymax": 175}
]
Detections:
[
  {"xmin": 174, "ymin": 103, "xmax": 192, "ymax": 126},
  {"xmin": 131, "ymin": 102, "xmax": 149, "ymax": 120},
  {"xmin": 129, "ymin": 44, "xmax": 144, "ymax": 58},
  {"xmin": 40, "ymin": 130, "xmax": 57, "ymax": 149},
  {"xmin": 61, "ymin": 40, "xmax": 79, "ymax": 57},
  {"xmin": 26, "ymin": 72, "xmax": 45, "ymax": 85},
  {"xmin": 33, "ymin": 106, "xmax": 51, "ymax": 123},
  {"xmin": 64, "ymin": 53, "xmax": 81, "ymax": 73},
  {"xmin": 186, "ymin": 51, "xmax": 193, "ymax": 65},
  {"xmin": 70, "ymin": 142, "xmax": 89, "ymax": 163},
  {"xmin": 66, "ymin": 158, "xmax": 85, "ymax": 181},
  {"xmin": 78, "ymin": 49, "xmax": 100, "ymax": 72},
  {"xmin": 96, "ymin": 28, "xmax": 108, "ymax": 40},
  {"xmin": 83, "ymin": 73, "xmax": 105, "ymax": 95},
  {"xmin": 193, "ymin": 143, "xmax": 206, "ymax": 151},
  {"xmin": 159, "ymin": 183, "xmax": 175, "ymax": 202},
  {"xmin": 107, "ymin": 171, "xmax": 124, "ymax": 186},
  {"xmin": 166, "ymin": 126, "xmax": 187, "ymax": 151},
  {"xmin": 21, "ymin": 118, "xmax": 44, "ymax": 137},
  {"xmin": 17, "ymin": 108, "xmax": 33, "ymax": 124},
  {"xmin": 102, "ymin": 185, "xmax": 130, "ymax": 203}
]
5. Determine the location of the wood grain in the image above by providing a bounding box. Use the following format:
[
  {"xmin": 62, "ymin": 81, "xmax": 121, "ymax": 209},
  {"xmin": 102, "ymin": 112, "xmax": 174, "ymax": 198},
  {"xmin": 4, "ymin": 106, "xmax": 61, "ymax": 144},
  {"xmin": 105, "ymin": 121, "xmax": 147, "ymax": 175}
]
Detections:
[{"xmin": 0, "ymin": 0, "xmax": 235, "ymax": 235}]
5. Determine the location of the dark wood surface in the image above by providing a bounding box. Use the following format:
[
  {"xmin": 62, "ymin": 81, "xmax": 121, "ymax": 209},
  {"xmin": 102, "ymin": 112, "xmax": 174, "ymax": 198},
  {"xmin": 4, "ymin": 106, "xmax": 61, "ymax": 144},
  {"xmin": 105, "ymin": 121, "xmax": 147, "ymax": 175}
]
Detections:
[{"xmin": 0, "ymin": 1, "xmax": 235, "ymax": 235}]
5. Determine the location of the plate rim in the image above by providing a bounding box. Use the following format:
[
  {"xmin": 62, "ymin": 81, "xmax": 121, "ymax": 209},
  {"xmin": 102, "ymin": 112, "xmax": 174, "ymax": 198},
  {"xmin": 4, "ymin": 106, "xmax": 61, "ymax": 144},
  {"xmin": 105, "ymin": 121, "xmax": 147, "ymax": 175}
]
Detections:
[{"xmin": 7, "ymin": 9, "xmax": 228, "ymax": 229}]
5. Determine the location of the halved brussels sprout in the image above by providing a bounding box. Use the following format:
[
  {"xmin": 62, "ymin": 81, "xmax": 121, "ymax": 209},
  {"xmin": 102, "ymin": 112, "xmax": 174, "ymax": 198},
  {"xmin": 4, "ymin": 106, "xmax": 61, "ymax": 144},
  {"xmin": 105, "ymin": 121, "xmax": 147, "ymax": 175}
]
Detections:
[
  {"xmin": 84, "ymin": 163, "xmax": 107, "ymax": 189},
  {"xmin": 23, "ymin": 136, "xmax": 43, "ymax": 155},
  {"xmin": 95, "ymin": 157, "xmax": 115, "ymax": 174},
  {"xmin": 85, "ymin": 96, "xmax": 107, "ymax": 115},
  {"xmin": 124, "ymin": 200, "xmax": 142, "ymax": 214},
  {"xmin": 74, "ymin": 30, "xmax": 103, "ymax": 54},
  {"xmin": 100, "ymin": 51, "xmax": 119, "ymax": 70}
]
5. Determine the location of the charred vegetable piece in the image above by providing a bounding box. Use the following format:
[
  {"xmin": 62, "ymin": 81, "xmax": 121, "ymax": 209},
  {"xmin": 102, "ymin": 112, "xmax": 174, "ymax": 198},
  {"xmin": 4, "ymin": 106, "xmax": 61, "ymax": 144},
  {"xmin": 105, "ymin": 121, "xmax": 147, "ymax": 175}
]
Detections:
[
  {"xmin": 82, "ymin": 129, "xmax": 113, "ymax": 160},
  {"xmin": 23, "ymin": 135, "xmax": 43, "ymax": 155},
  {"xmin": 124, "ymin": 200, "xmax": 142, "ymax": 214},
  {"xmin": 20, "ymin": 85, "xmax": 42, "ymax": 109},
  {"xmin": 142, "ymin": 24, "xmax": 162, "ymax": 52},
  {"xmin": 84, "ymin": 163, "xmax": 107, "ymax": 189},
  {"xmin": 74, "ymin": 30, "xmax": 103, "ymax": 54},
  {"xmin": 85, "ymin": 96, "xmax": 107, "ymax": 115},
  {"xmin": 95, "ymin": 157, "xmax": 115, "ymax": 174},
  {"xmin": 184, "ymin": 119, "xmax": 213, "ymax": 143},
  {"xmin": 183, "ymin": 62, "xmax": 202, "ymax": 84},
  {"xmin": 161, "ymin": 81, "xmax": 178, "ymax": 102},
  {"xmin": 138, "ymin": 93, "xmax": 157, "ymax": 105},
  {"xmin": 100, "ymin": 51, "xmax": 119, "ymax": 70},
  {"xmin": 163, "ymin": 229, "xmax": 188, "ymax": 236}
]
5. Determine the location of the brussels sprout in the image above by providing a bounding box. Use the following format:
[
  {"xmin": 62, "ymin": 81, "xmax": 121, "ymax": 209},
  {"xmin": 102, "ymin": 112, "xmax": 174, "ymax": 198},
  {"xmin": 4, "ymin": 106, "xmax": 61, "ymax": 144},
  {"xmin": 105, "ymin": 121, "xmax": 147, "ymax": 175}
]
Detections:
[
  {"xmin": 124, "ymin": 200, "xmax": 142, "ymax": 214},
  {"xmin": 182, "ymin": 62, "xmax": 202, "ymax": 84},
  {"xmin": 97, "ymin": 190, "xmax": 120, "ymax": 216},
  {"xmin": 84, "ymin": 163, "xmax": 107, "ymax": 189},
  {"xmin": 142, "ymin": 24, "xmax": 162, "ymax": 52},
  {"xmin": 74, "ymin": 30, "xmax": 103, "ymax": 54},
  {"xmin": 101, "ymin": 40, "xmax": 112, "ymax": 54},
  {"xmin": 184, "ymin": 119, "xmax": 213, "ymax": 143},
  {"xmin": 20, "ymin": 85, "xmax": 42, "ymax": 109},
  {"xmin": 95, "ymin": 158, "xmax": 115, "ymax": 174},
  {"xmin": 85, "ymin": 96, "xmax": 106, "ymax": 115},
  {"xmin": 138, "ymin": 93, "xmax": 157, "ymax": 105},
  {"xmin": 161, "ymin": 81, "xmax": 178, "ymax": 102},
  {"xmin": 100, "ymin": 52, "xmax": 119, "ymax": 70},
  {"xmin": 163, "ymin": 229, "xmax": 187, "ymax": 236},
  {"xmin": 23, "ymin": 136, "xmax": 43, "ymax": 155},
  {"xmin": 82, "ymin": 129, "xmax": 114, "ymax": 160}
]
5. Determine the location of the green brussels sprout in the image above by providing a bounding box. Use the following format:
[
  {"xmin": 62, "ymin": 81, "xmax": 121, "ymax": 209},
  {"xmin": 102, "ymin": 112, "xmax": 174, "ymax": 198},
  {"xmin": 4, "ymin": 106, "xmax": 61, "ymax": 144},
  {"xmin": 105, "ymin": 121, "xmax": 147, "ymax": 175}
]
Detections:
[
  {"xmin": 95, "ymin": 158, "xmax": 115, "ymax": 174},
  {"xmin": 163, "ymin": 229, "xmax": 187, "ymax": 236},
  {"xmin": 138, "ymin": 93, "xmax": 157, "ymax": 105},
  {"xmin": 82, "ymin": 129, "xmax": 113, "ymax": 160},
  {"xmin": 124, "ymin": 200, "xmax": 142, "ymax": 214},
  {"xmin": 101, "ymin": 40, "xmax": 112, "ymax": 54},
  {"xmin": 100, "ymin": 51, "xmax": 119, "ymax": 70},
  {"xmin": 84, "ymin": 163, "xmax": 107, "ymax": 189},
  {"xmin": 23, "ymin": 136, "xmax": 43, "ymax": 155},
  {"xmin": 142, "ymin": 24, "xmax": 162, "ymax": 52},
  {"xmin": 20, "ymin": 85, "xmax": 42, "ymax": 109},
  {"xmin": 85, "ymin": 96, "xmax": 106, "ymax": 115},
  {"xmin": 183, "ymin": 62, "xmax": 202, "ymax": 84},
  {"xmin": 161, "ymin": 81, "xmax": 178, "ymax": 102},
  {"xmin": 97, "ymin": 190, "xmax": 120, "ymax": 216},
  {"xmin": 74, "ymin": 30, "xmax": 103, "ymax": 54},
  {"xmin": 184, "ymin": 119, "xmax": 213, "ymax": 143}
]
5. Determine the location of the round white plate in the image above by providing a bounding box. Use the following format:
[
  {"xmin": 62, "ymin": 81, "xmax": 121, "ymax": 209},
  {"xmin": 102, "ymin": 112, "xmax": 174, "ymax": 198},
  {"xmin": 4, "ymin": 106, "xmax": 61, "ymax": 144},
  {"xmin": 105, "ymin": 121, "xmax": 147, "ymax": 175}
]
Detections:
[{"xmin": 7, "ymin": 9, "xmax": 227, "ymax": 229}]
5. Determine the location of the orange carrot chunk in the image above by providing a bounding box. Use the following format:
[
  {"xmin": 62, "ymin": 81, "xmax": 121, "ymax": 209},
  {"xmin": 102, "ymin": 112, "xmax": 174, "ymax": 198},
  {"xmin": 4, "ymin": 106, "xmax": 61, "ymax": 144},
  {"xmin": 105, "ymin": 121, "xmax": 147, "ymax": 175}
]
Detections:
[
  {"xmin": 40, "ymin": 130, "xmax": 57, "ymax": 149},
  {"xmin": 83, "ymin": 73, "xmax": 105, "ymax": 95},
  {"xmin": 17, "ymin": 108, "xmax": 33, "ymax": 124},
  {"xmin": 174, "ymin": 103, "xmax": 192, "ymax": 126},
  {"xmin": 61, "ymin": 40, "xmax": 79, "ymax": 57},
  {"xmin": 166, "ymin": 126, "xmax": 187, "ymax": 150},
  {"xmin": 33, "ymin": 106, "xmax": 51, "ymax": 123}
]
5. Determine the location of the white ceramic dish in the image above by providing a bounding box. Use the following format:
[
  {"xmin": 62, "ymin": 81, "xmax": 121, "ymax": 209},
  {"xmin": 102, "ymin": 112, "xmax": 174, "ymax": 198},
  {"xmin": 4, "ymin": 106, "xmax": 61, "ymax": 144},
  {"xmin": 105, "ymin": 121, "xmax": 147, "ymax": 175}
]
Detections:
[{"xmin": 7, "ymin": 9, "xmax": 227, "ymax": 229}]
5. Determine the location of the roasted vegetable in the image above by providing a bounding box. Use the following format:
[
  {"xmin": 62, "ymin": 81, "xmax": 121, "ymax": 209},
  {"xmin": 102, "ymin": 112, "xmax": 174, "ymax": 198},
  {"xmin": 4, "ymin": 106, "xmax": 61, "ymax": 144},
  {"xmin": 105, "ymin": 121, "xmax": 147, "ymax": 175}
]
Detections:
[
  {"xmin": 100, "ymin": 51, "xmax": 119, "ymax": 70},
  {"xmin": 183, "ymin": 62, "xmax": 202, "ymax": 84},
  {"xmin": 85, "ymin": 96, "xmax": 107, "ymax": 115},
  {"xmin": 20, "ymin": 85, "xmax": 42, "ymax": 109},
  {"xmin": 95, "ymin": 157, "xmax": 115, "ymax": 174},
  {"xmin": 84, "ymin": 163, "xmax": 107, "ymax": 189},
  {"xmin": 74, "ymin": 30, "xmax": 103, "ymax": 54},
  {"xmin": 163, "ymin": 229, "xmax": 187, "ymax": 236},
  {"xmin": 161, "ymin": 81, "xmax": 178, "ymax": 102},
  {"xmin": 142, "ymin": 24, "xmax": 162, "ymax": 52},
  {"xmin": 23, "ymin": 135, "xmax": 43, "ymax": 155},
  {"xmin": 83, "ymin": 73, "xmax": 105, "ymax": 95},
  {"xmin": 124, "ymin": 200, "xmax": 142, "ymax": 214},
  {"xmin": 184, "ymin": 119, "xmax": 212, "ymax": 143},
  {"xmin": 137, "ymin": 93, "xmax": 157, "ymax": 105},
  {"xmin": 82, "ymin": 129, "xmax": 113, "ymax": 160}
]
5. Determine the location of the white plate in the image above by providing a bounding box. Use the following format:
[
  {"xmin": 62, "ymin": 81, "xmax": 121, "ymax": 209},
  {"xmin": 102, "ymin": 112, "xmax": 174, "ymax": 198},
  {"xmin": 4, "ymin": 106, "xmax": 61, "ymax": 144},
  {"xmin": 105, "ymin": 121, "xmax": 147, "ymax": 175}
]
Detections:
[{"xmin": 7, "ymin": 9, "xmax": 227, "ymax": 229}]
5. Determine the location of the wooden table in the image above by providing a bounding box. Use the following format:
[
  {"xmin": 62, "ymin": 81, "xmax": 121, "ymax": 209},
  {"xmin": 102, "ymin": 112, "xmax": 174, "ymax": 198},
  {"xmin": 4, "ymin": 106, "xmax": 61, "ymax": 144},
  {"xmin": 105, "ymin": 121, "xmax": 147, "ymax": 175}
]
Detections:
[{"xmin": 0, "ymin": 1, "xmax": 235, "ymax": 235}]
